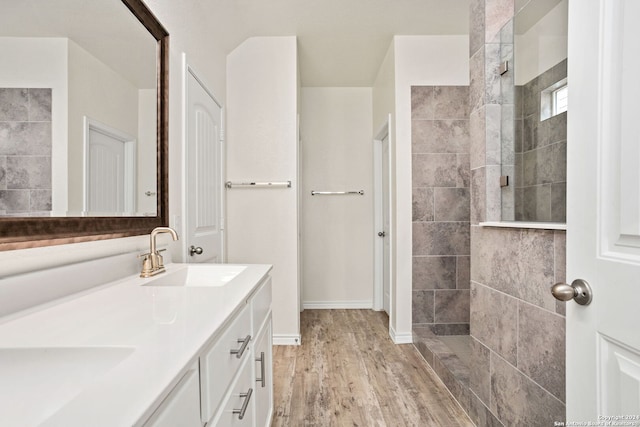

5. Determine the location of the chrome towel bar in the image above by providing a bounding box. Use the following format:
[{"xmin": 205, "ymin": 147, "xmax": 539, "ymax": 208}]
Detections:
[
  {"xmin": 225, "ymin": 181, "xmax": 291, "ymax": 189},
  {"xmin": 311, "ymin": 190, "xmax": 364, "ymax": 196}
]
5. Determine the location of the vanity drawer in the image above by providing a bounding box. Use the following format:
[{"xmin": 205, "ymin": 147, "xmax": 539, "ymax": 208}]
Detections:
[
  {"xmin": 208, "ymin": 355, "xmax": 254, "ymax": 427},
  {"xmin": 200, "ymin": 303, "xmax": 252, "ymax": 422},
  {"xmin": 251, "ymin": 277, "xmax": 272, "ymax": 334}
]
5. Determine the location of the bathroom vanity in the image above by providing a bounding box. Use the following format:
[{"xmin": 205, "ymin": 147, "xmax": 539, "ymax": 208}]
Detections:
[{"xmin": 0, "ymin": 263, "xmax": 273, "ymax": 427}]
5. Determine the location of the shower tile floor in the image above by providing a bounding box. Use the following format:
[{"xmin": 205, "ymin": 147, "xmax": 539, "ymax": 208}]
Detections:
[{"xmin": 412, "ymin": 327, "xmax": 472, "ymax": 413}]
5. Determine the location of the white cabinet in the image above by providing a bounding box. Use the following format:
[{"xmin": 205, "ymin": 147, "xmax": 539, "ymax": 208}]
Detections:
[
  {"xmin": 144, "ymin": 367, "xmax": 202, "ymax": 427},
  {"xmin": 253, "ymin": 315, "xmax": 273, "ymax": 427},
  {"xmin": 200, "ymin": 303, "xmax": 252, "ymax": 422},
  {"xmin": 208, "ymin": 356, "xmax": 255, "ymax": 427},
  {"xmin": 199, "ymin": 277, "xmax": 273, "ymax": 427},
  {"xmin": 142, "ymin": 274, "xmax": 273, "ymax": 427}
]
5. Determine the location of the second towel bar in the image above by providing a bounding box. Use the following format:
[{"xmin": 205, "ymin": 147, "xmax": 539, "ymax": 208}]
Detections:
[{"xmin": 311, "ymin": 190, "xmax": 364, "ymax": 196}]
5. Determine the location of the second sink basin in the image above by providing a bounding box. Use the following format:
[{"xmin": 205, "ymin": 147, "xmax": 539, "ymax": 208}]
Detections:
[{"xmin": 144, "ymin": 264, "xmax": 247, "ymax": 287}]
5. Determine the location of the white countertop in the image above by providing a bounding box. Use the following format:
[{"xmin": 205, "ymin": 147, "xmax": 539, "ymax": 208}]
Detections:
[{"xmin": 0, "ymin": 263, "xmax": 272, "ymax": 427}]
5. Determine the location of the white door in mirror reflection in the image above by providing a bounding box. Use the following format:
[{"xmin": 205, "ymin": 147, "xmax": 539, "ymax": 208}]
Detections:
[
  {"xmin": 83, "ymin": 118, "xmax": 136, "ymax": 215},
  {"xmin": 186, "ymin": 68, "xmax": 223, "ymax": 263}
]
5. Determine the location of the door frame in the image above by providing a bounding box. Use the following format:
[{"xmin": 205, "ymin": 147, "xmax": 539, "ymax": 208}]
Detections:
[
  {"xmin": 372, "ymin": 115, "xmax": 393, "ymax": 314},
  {"xmin": 82, "ymin": 116, "xmax": 137, "ymax": 214},
  {"xmin": 181, "ymin": 55, "xmax": 226, "ymax": 263}
]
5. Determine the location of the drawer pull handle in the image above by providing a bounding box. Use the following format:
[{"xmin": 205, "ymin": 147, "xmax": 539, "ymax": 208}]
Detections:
[
  {"xmin": 230, "ymin": 335, "xmax": 251, "ymax": 359},
  {"xmin": 256, "ymin": 351, "xmax": 265, "ymax": 387},
  {"xmin": 233, "ymin": 388, "xmax": 253, "ymax": 420}
]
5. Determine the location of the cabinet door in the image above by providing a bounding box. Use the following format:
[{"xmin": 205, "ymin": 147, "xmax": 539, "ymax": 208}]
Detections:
[
  {"xmin": 253, "ymin": 314, "xmax": 273, "ymax": 427},
  {"xmin": 144, "ymin": 368, "xmax": 202, "ymax": 427}
]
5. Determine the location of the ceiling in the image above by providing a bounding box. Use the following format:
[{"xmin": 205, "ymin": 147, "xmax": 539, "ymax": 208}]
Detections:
[
  {"xmin": 0, "ymin": 0, "xmax": 470, "ymax": 88},
  {"xmin": 197, "ymin": 0, "xmax": 470, "ymax": 87},
  {"xmin": 0, "ymin": 0, "xmax": 157, "ymax": 89}
]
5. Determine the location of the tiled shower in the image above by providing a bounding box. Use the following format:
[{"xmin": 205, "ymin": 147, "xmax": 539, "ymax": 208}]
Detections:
[
  {"xmin": 412, "ymin": 0, "xmax": 568, "ymax": 425},
  {"xmin": 0, "ymin": 88, "xmax": 52, "ymax": 215},
  {"xmin": 411, "ymin": 86, "xmax": 471, "ymax": 335}
]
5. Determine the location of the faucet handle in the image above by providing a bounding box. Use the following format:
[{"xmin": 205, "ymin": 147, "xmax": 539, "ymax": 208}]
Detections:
[{"xmin": 138, "ymin": 252, "xmax": 152, "ymax": 259}]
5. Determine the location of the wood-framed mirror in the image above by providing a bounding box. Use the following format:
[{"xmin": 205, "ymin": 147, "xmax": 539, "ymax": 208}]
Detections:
[{"xmin": 0, "ymin": 0, "xmax": 169, "ymax": 250}]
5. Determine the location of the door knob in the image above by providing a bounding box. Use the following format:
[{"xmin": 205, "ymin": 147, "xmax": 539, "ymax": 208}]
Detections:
[
  {"xmin": 189, "ymin": 245, "xmax": 203, "ymax": 256},
  {"xmin": 378, "ymin": 231, "xmax": 386, "ymax": 237},
  {"xmin": 550, "ymin": 279, "xmax": 593, "ymax": 305}
]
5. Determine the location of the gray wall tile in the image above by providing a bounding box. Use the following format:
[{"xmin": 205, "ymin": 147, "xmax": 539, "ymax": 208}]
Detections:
[
  {"xmin": 470, "ymin": 392, "xmax": 505, "ymax": 427},
  {"xmin": 457, "ymin": 153, "xmax": 471, "ymax": 188},
  {"xmin": 457, "ymin": 255, "xmax": 471, "ymax": 289},
  {"xmin": 435, "ymin": 188, "xmax": 470, "ymax": 221},
  {"xmin": 413, "ymin": 290, "xmax": 434, "ymax": 324},
  {"xmin": 471, "ymin": 168, "xmax": 486, "ymax": 224},
  {"xmin": 30, "ymin": 189, "xmax": 52, "ymax": 211},
  {"xmin": 518, "ymin": 302, "xmax": 566, "ymax": 402},
  {"xmin": 471, "ymin": 226, "xmax": 556, "ymax": 311},
  {"xmin": 0, "ymin": 122, "xmax": 52, "ymax": 156},
  {"xmin": 469, "ymin": 337, "xmax": 491, "ymax": 405},
  {"xmin": 491, "ymin": 355, "xmax": 565, "ymax": 425},
  {"xmin": 412, "ymin": 120, "xmax": 469, "ymax": 154},
  {"xmin": 471, "ymin": 282, "xmax": 517, "ymax": 364},
  {"xmin": 470, "ymin": 0, "xmax": 486, "ymax": 57},
  {"xmin": 470, "ymin": 48, "xmax": 485, "ymax": 113},
  {"xmin": 411, "ymin": 87, "xmax": 435, "ymax": 119},
  {"xmin": 6, "ymin": 156, "xmax": 51, "ymax": 189},
  {"xmin": 0, "ymin": 189, "xmax": 29, "ymax": 211},
  {"xmin": 413, "ymin": 222, "xmax": 470, "ymax": 256},
  {"xmin": 470, "ymin": 106, "xmax": 486, "ymax": 169},
  {"xmin": 0, "ymin": 156, "xmax": 6, "ymax": 189},
  {"xmin": 412, "ymin": 153, "xmax": 459, "ymax": 187},
  {"xmin": 413, "ymin": 256, "xmax": 457, "ymax": 290},
  {"xmin": 434, "ymin": 86, "xmax": 470, "ymax": 119},
  {"xmin": 485, "ymin": 0, "xmax": 514, "ymax": 44},
  {"xmin": 0, "ymin": 88, "xmax": 28, "ymax": 121},
  {"xmin": 435, "ymin": 289, "xmax": 470, "ymax": 323},
  {"xmin": 412, "ymin": 187, "xmax": 434, "ymax": 221},
  {"xmin": 28, "ymin": 89, "xmax": 52, "ymax": 122}
]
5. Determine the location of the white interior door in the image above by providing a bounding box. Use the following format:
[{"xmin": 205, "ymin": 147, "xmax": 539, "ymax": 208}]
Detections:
[
  {"xmin": 567, "ymin": 0, "xmax": 640, "ymax": 421},
  {"xmin": 185, "ymin": 68, "xmax": 224, "ymax": 263},
  {"xmin": 381, "ymin": 134, "xmax": 390, "ymax": 315},
  {"xmin": 84, "ymin": 118, "xmax": 136, "ymax": 214},
  {"xmin": 374, "ymin": 118, "xmax": 392, "ymax": 316}
]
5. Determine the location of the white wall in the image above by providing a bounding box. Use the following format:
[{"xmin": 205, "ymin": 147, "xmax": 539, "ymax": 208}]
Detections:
[
  {"xmin": 226, "ymin": 37, "xmax": 300, "ymax": 344},
  {"xmin": 515, "ymin": 0, "xmax": 568, "ymax": 85},
  {"xmin": 0, "ymin": 37, "xmax": 69, "ymax": 213},
  {"xmin": 0, "ymin": 1, "xmax": 227, "ymax": 277},
  {"xmin": 67, "ymin": 40, "xmax": 140, "ymax": 213},
  {"xmin": 300, "ymin": 87, "xmax": 373, "ymax": 308},
  {"xmin": 389, "ymin": 35, "xmax": 469, "ymax": 342}
]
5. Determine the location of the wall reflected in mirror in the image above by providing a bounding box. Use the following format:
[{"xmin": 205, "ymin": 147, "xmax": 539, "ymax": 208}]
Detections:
[
  {"xmin": 501, "ymin": 0, "xmax": 568, "ymax": 222},
  {"xmin": 0, "ymin": 0, "xmax": 158, "ymax": 217}
]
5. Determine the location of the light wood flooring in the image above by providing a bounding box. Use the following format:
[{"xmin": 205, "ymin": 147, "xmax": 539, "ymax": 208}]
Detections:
[{"xmin": 271, "ymin": 309, "xmax": 474, "ymax": 427}]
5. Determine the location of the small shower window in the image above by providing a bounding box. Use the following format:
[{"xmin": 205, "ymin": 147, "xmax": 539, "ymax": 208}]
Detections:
[
  {"xmin": 553, "ymin": 84, "xmax": 568, "ymax": 115},
  {"xmin": 540, "ymin": 78, "xmax": 568, "ymax": 121}
]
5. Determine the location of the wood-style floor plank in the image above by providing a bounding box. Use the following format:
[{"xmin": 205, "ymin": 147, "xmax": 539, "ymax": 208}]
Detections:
[{"xmin": 271, "ymin": 309, "xmax": 474, "ymax": 427}]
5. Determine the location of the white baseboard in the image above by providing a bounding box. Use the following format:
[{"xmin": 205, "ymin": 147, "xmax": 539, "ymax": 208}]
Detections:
[
  {"xmin": 273, "ymin": 334, "xmax": 301, "ymax": 346},
  {"xmin": 302, "ymin": 300, "xmax": 372, "ymax": 310},
  {"xmin": 389, "ymin": 324, "xmax": 413, "ymax": 344}
]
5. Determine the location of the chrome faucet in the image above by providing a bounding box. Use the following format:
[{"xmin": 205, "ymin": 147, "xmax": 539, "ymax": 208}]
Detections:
[{"xmin": 140, "ymin": 226, "xmax": 179, "ymax": 278}]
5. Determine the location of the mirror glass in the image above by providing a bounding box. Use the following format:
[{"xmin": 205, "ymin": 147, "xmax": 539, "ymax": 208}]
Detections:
[
  {"xmin": 0, "ymin": 0, "xmax": 158, "ymax": 217},
  {"xmin": 500, "ymin": 0, "xmax": 568, "ymax": 222}
]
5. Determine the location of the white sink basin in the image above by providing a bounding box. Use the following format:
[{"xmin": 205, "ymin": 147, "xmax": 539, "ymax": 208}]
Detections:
[
  {"xmin": 144, "ymin": 264, "xmax": 247, "ymax": 287},
  {"xmin": 0, "ymin": 346, "xmax": 134, "ymax": 425}
]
